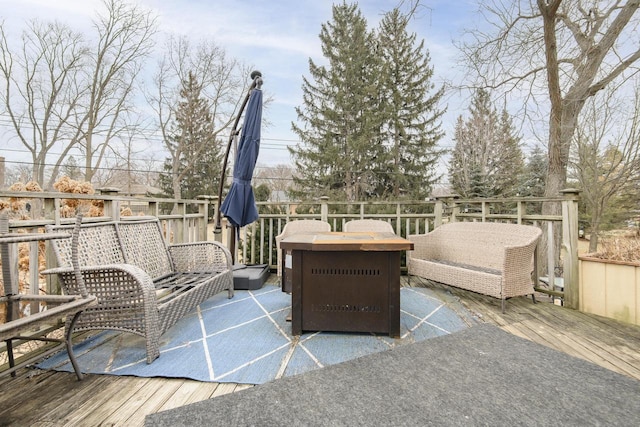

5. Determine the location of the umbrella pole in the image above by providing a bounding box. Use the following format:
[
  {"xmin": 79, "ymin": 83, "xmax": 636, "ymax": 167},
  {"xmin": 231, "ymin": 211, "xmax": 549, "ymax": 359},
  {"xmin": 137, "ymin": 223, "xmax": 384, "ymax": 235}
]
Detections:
[
  {"xmin": 214, "ymin": 71, "xmax": 263, "ymax": 238},
  {"xmin": 230, "ymin": 226, "xmax": 237, "ymax": 265}
]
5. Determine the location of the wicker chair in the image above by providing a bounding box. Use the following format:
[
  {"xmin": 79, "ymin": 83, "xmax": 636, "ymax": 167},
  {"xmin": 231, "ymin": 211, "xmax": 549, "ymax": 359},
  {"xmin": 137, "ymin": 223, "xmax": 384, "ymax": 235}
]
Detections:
[
  {"xmin": 275, "ymin": 220, "xmax": 331, "ymax": 279},
  {"xmin": 44, "ymin": 217, "xmax": 233, "ymax": 363},
  {"xmin": 344, "ymin": 219, "xmax": 395, "ymax": 233},
  {"xmin": 408, "ymin": 222, "xmax": 541, "ymax": 312}
]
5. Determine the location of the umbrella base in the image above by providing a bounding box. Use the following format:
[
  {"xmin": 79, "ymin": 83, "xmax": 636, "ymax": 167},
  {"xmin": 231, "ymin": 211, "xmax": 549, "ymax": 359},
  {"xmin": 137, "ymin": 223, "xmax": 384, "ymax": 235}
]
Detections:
[{"xmin": 232, "ymin": 264, "xmax": 270, "ymax": 290}]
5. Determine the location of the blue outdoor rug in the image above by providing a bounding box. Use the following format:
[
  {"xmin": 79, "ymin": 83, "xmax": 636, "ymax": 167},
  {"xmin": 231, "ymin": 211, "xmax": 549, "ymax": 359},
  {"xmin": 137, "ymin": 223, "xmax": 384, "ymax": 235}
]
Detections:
[{"xmin": 37, "ymin": 285, "xmax": 476, "ymax": 385}]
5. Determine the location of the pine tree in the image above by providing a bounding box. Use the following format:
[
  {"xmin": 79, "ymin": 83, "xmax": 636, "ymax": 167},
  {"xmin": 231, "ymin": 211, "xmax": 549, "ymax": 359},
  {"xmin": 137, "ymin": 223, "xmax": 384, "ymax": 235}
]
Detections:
[
  {"xmin": 492, "ymin": 109, "xmax": 524, "ymax": 196},
  {"xmin": 158, "ymin": 71, "xmax": 224, "ymax": 208},
  {"xmin": 290, "ymin": 2, "xmax": 382, "ymax": 201},
  {"xmin": 468, "ymin": 162, "xmax": 492, "ymax": 198},
  {"xmin": 62, "ymin": 156, "xmax": 83, "ymax": 181},
  {"xmin": 377, "ymin": 8, "xmax": 445, "ymax": 200},
  {"xmin": 519, "ymin": 146, "xmax": 547, "ymax": 197},
  {"xmin": 449, "ymin": 88, "xmax": 523, "ymax": 197}
]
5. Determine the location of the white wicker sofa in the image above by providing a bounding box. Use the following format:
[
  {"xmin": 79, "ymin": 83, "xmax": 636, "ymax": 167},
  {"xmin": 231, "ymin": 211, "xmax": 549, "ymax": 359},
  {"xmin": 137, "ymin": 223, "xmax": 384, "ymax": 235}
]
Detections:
[
  {"xmin": 44, "ymin": 217, "xmax": 234, "ymax": 363},
  {"xmin": 408, "ymin": 222, "xmax": 541, "ymax": 312}
]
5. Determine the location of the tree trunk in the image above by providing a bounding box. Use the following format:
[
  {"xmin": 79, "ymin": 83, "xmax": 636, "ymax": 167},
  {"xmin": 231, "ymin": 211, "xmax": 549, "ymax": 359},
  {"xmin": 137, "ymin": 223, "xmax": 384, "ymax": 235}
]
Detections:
[{"xmin": 588, "ymin": 231, "xmax": 599, "ymax": 253}]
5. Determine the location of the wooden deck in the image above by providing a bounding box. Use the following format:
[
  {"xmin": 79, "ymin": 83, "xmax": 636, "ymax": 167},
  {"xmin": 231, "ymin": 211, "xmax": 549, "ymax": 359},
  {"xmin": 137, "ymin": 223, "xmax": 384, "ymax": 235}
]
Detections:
[{"xmin": 1, "ymin": 274, "xmax": 639, "ymax": 426}]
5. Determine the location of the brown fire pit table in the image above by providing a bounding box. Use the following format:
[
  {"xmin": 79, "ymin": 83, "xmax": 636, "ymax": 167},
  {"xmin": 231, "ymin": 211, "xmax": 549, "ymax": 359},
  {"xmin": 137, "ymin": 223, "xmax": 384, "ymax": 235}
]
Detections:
[{"xmin": 280, "ymin": 232, "xmax": 413, "ymax": 337}]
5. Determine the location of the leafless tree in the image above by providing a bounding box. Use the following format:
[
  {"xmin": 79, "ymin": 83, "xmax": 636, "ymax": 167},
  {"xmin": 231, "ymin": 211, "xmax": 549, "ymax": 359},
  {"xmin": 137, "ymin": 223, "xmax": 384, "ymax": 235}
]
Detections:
[
  {"xmin": 0, "ymin": 19, "xmax": 87, "ymax": 187},
  {"xmin": 94, "ymin": 119, "xmax": 158, "ymax": 194},
  {"xmin": 2, "ymin": 161, "xmax": 33, "ymax": 188},
  {"xmin": 68, "ymin": 0, "xmax": 157, "ymax": 186},
  {"xmin": 147, "ymin": 35, "xmax": 248, "ymax": 199},
  {"xmin": 459, "ymin": 0, "xmax": 640, "ymax": 207},
  {"xmin": 570, "ymin": 83, "xmax": 640, "ymax": 251},
  {"xmin": 0, "ymin": 0, "xmax": 157, "ymax": 189}
]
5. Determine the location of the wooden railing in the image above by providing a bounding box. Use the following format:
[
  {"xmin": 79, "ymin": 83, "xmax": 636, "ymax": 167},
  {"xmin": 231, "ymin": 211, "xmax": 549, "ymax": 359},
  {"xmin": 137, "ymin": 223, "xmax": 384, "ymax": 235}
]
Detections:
[
  {"xmin": 1, "ymin": 188, "xmax": 580, "ymax": 305},
  {"xmin": 233, "ymin": 190, "xmax": 580, "ymax": 308}
]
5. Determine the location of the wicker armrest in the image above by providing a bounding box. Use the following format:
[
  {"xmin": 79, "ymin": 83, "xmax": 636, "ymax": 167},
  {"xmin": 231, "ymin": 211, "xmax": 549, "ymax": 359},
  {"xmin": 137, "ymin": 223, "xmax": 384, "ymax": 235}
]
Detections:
[
  {"xmin": 43, "ymin": 263, "xmax": 157, "ymax": 305},
  {"xmin": 407, "ymin": 233, "xmax": 437, "ymax": 259},
  {"xmin": 41, "ymin": 266, "xmax": 74, "ymax": 277},
  {"xmin": 168, "ymin": 241, "xmax": 233, "ymax": 272},
  {"xmin": 502, "ymin": 240, "xmax": 540, "ymax": 290},
  {"xmin": 407, "ymin": 233, "xmax": 431, "ymax": 243}
]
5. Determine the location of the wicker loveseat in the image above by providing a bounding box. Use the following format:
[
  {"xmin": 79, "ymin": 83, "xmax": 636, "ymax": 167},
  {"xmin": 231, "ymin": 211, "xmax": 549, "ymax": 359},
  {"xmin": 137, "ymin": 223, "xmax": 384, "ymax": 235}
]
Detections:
[
  {"xmin": 343, "ymin": 219, "xmax": 395, "ymax": 233},
  {"xmin": 408, "ymin": 222, "xmax": 541, "ymax": 312},
  {"xmin": 44, "ymin": 217, "xmax": 234, "ymax": 363}
]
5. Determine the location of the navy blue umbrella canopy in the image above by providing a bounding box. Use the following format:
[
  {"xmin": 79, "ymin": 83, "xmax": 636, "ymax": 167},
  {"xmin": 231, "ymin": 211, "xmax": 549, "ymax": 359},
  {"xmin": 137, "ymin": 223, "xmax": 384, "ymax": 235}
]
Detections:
[{"xmin": 220, "ymin": 84, "xmax": 263, "ymax": 227}]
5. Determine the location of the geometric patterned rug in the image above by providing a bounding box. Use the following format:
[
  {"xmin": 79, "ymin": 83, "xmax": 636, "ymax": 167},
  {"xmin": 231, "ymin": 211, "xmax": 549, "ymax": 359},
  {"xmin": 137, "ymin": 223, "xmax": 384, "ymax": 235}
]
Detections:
[{"xmin": 37, "ymin": 284, "xmax": 477, "ymax": 384}]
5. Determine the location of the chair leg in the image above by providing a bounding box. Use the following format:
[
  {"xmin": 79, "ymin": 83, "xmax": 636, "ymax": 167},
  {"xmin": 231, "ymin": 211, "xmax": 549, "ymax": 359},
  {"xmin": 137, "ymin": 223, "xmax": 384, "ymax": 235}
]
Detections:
[
  {"xmin": 65, "ymin": 311, "xmax": 84, "ymax": 381},
  {"xmin": 531, "ymin": 293, "xmax": 537, "ymax": 304},
  {"xmin": 501, "ymin": 298, "xmax": 506, "ymax": 314},
  {"xmin": 5, "ymin": 339, "xmax": 16, "ymax": 377}
]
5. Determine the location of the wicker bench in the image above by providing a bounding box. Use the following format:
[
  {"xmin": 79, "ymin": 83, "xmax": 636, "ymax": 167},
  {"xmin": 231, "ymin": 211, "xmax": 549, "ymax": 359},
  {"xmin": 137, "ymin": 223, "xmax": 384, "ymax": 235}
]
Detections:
[
  {"xmin": 44, "ymin": 217, "xmax": 234, "ymax": 363},
  {"xmin": 408, "ymin": 222, "xmax": 541, "ymax": 312}
]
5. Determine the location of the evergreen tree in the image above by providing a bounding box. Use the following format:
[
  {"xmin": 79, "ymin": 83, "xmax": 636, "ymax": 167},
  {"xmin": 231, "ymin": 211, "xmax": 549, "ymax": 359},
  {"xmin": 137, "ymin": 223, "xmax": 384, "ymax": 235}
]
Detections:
[
  {"xmin": 492, "ymin": 109, "xmax": 524, "ymax": 196},
  {"xmin": 377, "ymin": 8, "xmax": 445, "ymax": 200},
  {"xmin": 290, "ymin": 2, "xmax": 382, "ymax": 201},
  {"xmin": 468, "ymin": 162, "xmax": 492, "ymax": 198},
  {"xmin": 158, "ymin": 71, "xmax": 224, "ymax": 208},
  {"xmin": 62, "ymin": 156, "xmax": 83, "ymax": 181},
  {"xmin": 449, "ymin": 88, "xmax": 523, "ymax": 197},
  {"xmin": 519, "ymin": 146, "xmax": 547, "ymax": 197}
]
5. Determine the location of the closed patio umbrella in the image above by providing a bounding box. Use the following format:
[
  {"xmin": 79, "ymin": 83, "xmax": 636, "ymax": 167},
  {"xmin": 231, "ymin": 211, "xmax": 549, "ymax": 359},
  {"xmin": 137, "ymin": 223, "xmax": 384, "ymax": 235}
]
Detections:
[{"xmin": 220, "ymin": 73, "xmax": 263, "ymax": 228}]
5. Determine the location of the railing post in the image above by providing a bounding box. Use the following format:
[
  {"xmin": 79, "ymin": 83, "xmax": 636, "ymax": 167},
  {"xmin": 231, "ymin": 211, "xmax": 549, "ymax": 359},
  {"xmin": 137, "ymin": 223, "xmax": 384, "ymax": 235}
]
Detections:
[
  {"xmin": 97, "ymin": 187, "xmax": 120, "ymax": 221},
  {"xmin": 449, "ymin": 196, "xmax": 461, "ymax": 222},
  {"xmin": 198, "ymin": 195, "xmax": 216, "ymax": 241},
  {"xmin": 561, "ymin": 188, "xmax": 580, "ymax": 310},
  {"xmin": 517, "ymin": 200, "xmax": 524, "ymax": 224},
  {"xmin": 44, "ymin": 196, "xmax": 60, "ymax": 294},
  {"xmin": 210, "ymin": 195, "xmax": 223, "ymax": 243},
  {"xmin": 148, "ymin": 200, "xmax": 159, "ymax": 217},
  {"xmin": 176, "ymin": 202, "xmax": 186, "ymax": 243},
  {"xmin": 320, "ymin": 196, "xmax": 329, "ymax": 222},
  {"xmin": 434, "ymin": 194, "xmax": 459, "ymax": 227},
  {"xmin": 433, "ymin": 197, "xmax": 444, "ymax": 228}
]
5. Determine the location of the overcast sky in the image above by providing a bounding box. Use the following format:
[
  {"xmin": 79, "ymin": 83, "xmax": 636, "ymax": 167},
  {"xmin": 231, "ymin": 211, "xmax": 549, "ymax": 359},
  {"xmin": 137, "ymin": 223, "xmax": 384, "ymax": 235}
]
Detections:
[{"xmin": 0, "ymin": 0, "xmax": 476, "ymax": 175}]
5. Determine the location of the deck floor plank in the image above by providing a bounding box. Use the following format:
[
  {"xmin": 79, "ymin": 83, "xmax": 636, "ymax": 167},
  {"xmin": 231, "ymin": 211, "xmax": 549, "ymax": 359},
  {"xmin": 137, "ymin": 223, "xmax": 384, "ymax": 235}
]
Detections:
[
  {"xmin": 15, "ymin": 372, "xmax": 113, "ymax": 427},
  {"xmin": 155, "ymin": 380, "xmax": 222, "ymax": 413},
  {"xmin": 513, "ymin": 300, "xmax": 640, "ymax": 377},
  {"xmin": 54, "ymin": 376, "xmax": 154, "ymax": 426},
  {"xmin": 1, "ymin": 274, "xmax": 639, "ymax": 426},
  {"xmin": 119, "ymin": 379, "xmax": 186, "ymax": 427},
  {"xmin": 211, "ymin": 382, "xmax": 242, "ymax": 398},
  {"xmin": 0, "ymin": 371, "xmax": 60, "ymax": 423}
]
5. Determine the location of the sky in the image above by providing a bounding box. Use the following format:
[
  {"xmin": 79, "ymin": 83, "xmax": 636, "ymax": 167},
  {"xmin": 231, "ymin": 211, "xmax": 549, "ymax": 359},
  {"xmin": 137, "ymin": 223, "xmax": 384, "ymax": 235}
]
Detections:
[{"xmin": 0, "ymin": 0, "xmax": 477, "ymax": 178}]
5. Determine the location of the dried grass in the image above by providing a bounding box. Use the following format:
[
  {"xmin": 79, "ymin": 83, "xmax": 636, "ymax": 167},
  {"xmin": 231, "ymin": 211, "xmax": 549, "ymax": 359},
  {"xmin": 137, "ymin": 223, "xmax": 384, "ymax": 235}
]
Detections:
[{"xmin": 591, "ymin": 232, "xmax": 640, "ymax": 263}]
